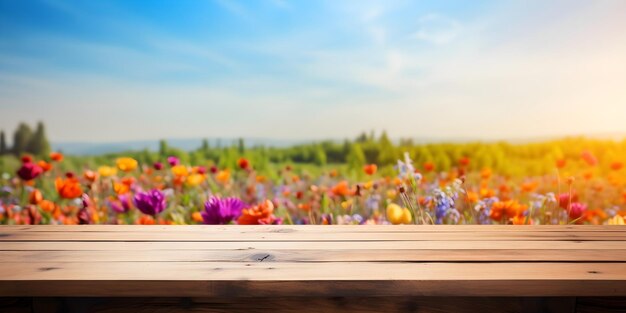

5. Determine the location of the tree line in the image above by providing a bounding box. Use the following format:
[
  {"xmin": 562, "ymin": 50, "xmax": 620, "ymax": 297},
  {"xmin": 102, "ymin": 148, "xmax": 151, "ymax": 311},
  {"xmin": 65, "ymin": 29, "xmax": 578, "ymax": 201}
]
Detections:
[{"xmin": 0, "ymin": 122, "xmax": 51, "ymax": 157}]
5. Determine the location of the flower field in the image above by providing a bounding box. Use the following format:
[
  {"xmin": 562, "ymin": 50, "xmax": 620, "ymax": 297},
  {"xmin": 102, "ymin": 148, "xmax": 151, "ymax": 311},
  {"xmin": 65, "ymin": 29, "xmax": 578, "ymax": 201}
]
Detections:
[{"xmin": 2, "ymin": 137, "xmax": 626, "ymax": 226}]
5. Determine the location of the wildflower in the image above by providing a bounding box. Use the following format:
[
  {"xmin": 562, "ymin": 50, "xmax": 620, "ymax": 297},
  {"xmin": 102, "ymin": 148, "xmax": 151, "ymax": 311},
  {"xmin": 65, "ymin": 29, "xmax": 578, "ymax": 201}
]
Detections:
[
  {"xmin": 171, "ymin": 165, "xmax": 189, "ymax": 177},
  {"xmin": 192, "ymin": 211, "xmax": 204, "ymax": 223},
  {"xmin": 556, "ymin": 159, "xmax": 567, "ymax": 169},
  {"xmin": 186, "ymin": 173, "xmax": 204, "ymax": 187},
  {"xmin": 202, "ymin": 196, "xmax": 245, "ymax": 224},
  {"xmin": 558, "ymin": 193, "xmax": 578, "ymax": 209},
  {"xmin": 209, "ymin": 165, "xmax": 218, "ymax": 174},
  {"xmin": 16, "ymin": 158, "xmax": 43, "ymax": 181},
  {"xmin": 116, "ymin": 157, "xmax": 138, "ymax": 172},
  {"xmin": 50, "ymin": 152, "xmax": 64, "ymax": 162},
  {"xmin": 490, "ymin": 200, "xmax": 527, "ymax": 221},
  {"xmin": 133, "ymin": 189, "xmax": 167, "ymax": 216},
  {"xmin": 331, "ymin": 181, "xmax": 351, "ymax": 197},
  {"xmin": 237, "ymin": 157, "xmax": 250, "ymax": 170},
  {"xmin": 153, "ymin": 162, "xmax": 164, "ymax": 170},
  {"xmin": 196, "ymin": 166, "xmax": 207, "ymax": 175},
  {"xmin": 28, "ymin": 189, "xmax": 43, "ymax": 205},
  {"xmin": 83, "ymin": 170, "xmax": 97, "ymax": 183},
  {"xmin": 567, "ymin": 202, "xmax": 587, "ymax": 220},
  {"xmin": 611, "ymin": 161, "xmax": 624, "ymax": 171},
  {"xmin": 581, "ymin": 151, "xmax": 597, "ymax": 166},
  {"xmin": 363, "ymin": 164, "xmax": 377, "ymax": 175},
  {"xmin": 608, "ymin": 215, "xmax": 625, "ymax": 225},
  {"xmin": 55, "ymin": 174, "xmax": 83, "ymax": 199},
  {"xmin": 423, "ymin": 162, "xmax": 434, "ymax": 172},
  {"xmin": 167, "ymin": 156, "xmax": 180, "ymax": 166},
  {"xmin": 459, "ymin": 157, "xmax": 470, "ymax": 167},
  {"xmin": 237, "ymin": 200, "xmax": 281, "ymax": 225},
  {"xmin": 38, "ymin": 200, "xmax": 56, "ymax": 213},
  {"xmin": 216, "ymin": 170, "xmax": 231, "ymax": 184},
  {"xmin": 38, "ymin": 160, "xmax": 52, "ymax": 172},
  {"xmin": 98, "ymin": 166, "xmax": 117, "ymax": 178},
  {"xmin": 386, "ymin": 203, "xmax": 411, "ymax": 225}
]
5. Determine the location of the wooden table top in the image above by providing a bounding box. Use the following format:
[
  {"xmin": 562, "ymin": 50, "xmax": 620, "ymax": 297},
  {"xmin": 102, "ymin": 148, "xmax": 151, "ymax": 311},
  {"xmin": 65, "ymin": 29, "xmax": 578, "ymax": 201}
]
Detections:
[{"xmin": 1, "ymin": 225, "xmax": 625, "ymax": 297}]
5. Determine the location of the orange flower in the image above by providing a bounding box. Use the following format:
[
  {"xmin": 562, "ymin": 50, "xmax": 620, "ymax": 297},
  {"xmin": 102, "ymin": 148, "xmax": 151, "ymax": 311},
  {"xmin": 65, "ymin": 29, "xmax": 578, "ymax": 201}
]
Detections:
[
  {"xmin": 423, "ymin": 162, "xmax": 435, "ymax": 172},
  {"xmin": 555, "ymin": 159, "xmax": 566, "ymax": 169},
  {"xmin": 137, "ymin": 215, "xmax": 156, "ymax": 225},
  {"xmin": 113, "ymin": 177, "xmax": 134, "ymax": 195},
  {"xmin": 83, "ymin": 170, "xmax": 97, "ymax": 182},
  {"xmin": 171, "ymin": 165, "xmax": 189, "ymax": 177},
  {"xmin": 237, "ymin": 200, "xmax": 280, "ymax": 225},
  {"xmin": 116, "ymin": 157, "xmax": 138, "ymax": 172},
  {"xmin": 480, "ymin": 168, "xmax": 492, "ymax": 180},
  {"xmin": 490, "ymin": 200, "xmax": 527, "ymax": 222},
  {"xmin": 39, "ymin": 200, "xmax": 56, "ymax": 213},
  {"xmin": 191, "ymin": 211, "xmax": 204, "ymax": 223},
  {"xmin": 216, "ymin": 170, "xmax": 231, "ymax": 184},
  {"xmin": 38, "ymin": 160, "xmax": 52, "ymax": 172},
  {"xmin": 55, "ymin": 176, "xmax": 83, "ymax": 199},
  {"xmin": 363, "ymin": 164, "xmax": 377, "ymax": 176},
  {"xmin": 520, "ymin": 181, "xmax": 538, "ymax": 193},
  {"xmin": 611, "ymin": 161, "xmax": 624, "ymax": 171},
  {"xmin": 29, "ymin": 189, "xmax": 43, "ymax": 205},
  {"xmin": 331, "ymin": 181, "xmax": 352, "ymax": 197},
  {"xmin": 50, "ymin": 152, "xmax": 64, "ymax": 162}
]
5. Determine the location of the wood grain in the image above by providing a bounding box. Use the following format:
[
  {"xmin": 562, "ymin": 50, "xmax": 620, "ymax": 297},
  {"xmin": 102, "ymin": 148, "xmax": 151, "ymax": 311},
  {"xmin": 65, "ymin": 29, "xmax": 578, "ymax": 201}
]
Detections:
[{"xmin": 0, "ymin": 225, "xmax": 625, "ymax": 299}]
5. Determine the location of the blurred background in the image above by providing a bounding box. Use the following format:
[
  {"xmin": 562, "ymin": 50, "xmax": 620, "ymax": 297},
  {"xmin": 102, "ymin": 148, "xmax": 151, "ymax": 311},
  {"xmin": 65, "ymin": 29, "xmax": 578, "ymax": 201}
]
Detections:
[{"xmin": 1, "ymin": 1, "xmax": 626, "ymax": 226}]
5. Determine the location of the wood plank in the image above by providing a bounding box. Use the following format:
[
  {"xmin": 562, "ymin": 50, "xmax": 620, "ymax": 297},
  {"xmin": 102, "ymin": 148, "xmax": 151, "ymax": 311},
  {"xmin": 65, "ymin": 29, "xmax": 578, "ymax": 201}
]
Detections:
[
  {"xmin": 1, "ymin": 261, "xmax": 625, "ymax": 282},
  {"xmin": 2, "ymin": 231, "xmax": 626, "ymax": 241},
  {"xmin": 2, "ymin": 240, "xmax": 624, "ymax": 250},
  {"xmin": 2, "ymin": 249, "xmax": 626, "ymax": 262}
]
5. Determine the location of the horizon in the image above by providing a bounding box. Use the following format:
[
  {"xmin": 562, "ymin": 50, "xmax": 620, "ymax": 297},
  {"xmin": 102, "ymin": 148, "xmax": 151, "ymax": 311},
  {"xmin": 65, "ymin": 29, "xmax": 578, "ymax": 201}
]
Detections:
[{"xmin": 1, "ymin": 0, "xmax": 626, "ymax": 142}]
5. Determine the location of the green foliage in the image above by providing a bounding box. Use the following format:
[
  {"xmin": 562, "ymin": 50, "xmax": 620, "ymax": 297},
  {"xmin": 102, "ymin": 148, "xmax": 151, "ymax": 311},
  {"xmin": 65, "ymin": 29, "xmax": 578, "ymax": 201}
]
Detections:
[
  {"xmin": 26, "ymin": 122, "xmax": 51, "ymax": 156},
  {"xmin": 12, "ymin": 123, "xmax": 33, "ymax": 156}
]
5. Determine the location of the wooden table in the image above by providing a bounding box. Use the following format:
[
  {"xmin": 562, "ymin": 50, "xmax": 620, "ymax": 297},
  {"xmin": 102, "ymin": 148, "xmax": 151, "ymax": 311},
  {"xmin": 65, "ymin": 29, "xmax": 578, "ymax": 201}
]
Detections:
[{"xmin": 0, "ymin": 225, "xmax": 625, "ymax": 312}]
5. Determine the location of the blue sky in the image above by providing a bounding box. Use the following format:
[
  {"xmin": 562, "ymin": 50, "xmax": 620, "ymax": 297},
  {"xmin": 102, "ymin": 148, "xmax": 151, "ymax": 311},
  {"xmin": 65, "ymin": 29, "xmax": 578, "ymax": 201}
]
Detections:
[{"xmin": 1, "ymin": 0, "xmax": 625, "ymax": 142}]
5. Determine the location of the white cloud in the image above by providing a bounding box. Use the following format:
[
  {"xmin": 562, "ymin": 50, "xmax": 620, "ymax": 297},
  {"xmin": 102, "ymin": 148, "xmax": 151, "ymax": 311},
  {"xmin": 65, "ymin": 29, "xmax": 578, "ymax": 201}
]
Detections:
[{"xmin": 412, "ymin": 14, "xmax": 461, "ymax": 45}]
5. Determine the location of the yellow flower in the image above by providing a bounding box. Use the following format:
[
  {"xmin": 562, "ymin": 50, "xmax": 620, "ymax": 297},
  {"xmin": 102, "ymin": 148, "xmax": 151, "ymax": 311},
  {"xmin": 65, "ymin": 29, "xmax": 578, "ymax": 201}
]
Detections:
[
  {"xmin": 186, "ymin": 173, "xmax": 205, "ymax": 187},
  {"xmin": 386, "ymin": 189, "xmax": 397, "ymax": 199},
  {"xmin": 341, "ymin": 199, "xmax": 353, "ymax": 210},
  {"xmin": 608, "ymin": 215, "xmax": 625, "ymax": 225},
  {"xmin": 98, "ymin": 166, "xmax": 117, "ymax": 178},
  {"xmin": 171, "ymin": 165, "xmax": 189, "ymax": 177},
  {"xmin": 386, "ymin": 203, "xmax": 412, "ymax": 225},
  {"xmin": 116, "ymin": 157, "xmax": 138, "ymax": 172}
]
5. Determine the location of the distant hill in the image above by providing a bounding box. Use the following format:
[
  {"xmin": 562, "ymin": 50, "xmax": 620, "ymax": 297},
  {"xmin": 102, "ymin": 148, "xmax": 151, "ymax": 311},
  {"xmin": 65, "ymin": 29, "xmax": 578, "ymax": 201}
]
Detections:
[{"xmin": 51, "ymin": 138, "xmax": 309, "ymax": 155}]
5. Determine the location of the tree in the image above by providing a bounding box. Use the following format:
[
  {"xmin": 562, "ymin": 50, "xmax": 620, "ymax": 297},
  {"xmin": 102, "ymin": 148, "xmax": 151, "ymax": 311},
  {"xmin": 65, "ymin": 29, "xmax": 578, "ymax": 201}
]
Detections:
[
  {"xmin": 312, "ymin": 144, "xmax": 327, "ymax": 166},
  {"xmin": 12, "ymin": 123, "xmax": 33, "ymax": 156},
  {"xmin": 0, "ymin": 131, "xmax": 6, "ymax": 155},
  {"xmin": 158, "ymin": 139, "xmax": 169, "ymax": 157},
  {"xmin": 377, "ymin": 130, "xmax": 396, "ymax": 165},
  {"xmin": 237, "ymin": 138, "xmax": 245, "ymax": 154},
  {"xmin": 346, "ymin": 143, "xmax": 366, "ymax": 172},
  {"xmin": 26, "ymin": 121, "xmax": 50, "ymax": 156}
]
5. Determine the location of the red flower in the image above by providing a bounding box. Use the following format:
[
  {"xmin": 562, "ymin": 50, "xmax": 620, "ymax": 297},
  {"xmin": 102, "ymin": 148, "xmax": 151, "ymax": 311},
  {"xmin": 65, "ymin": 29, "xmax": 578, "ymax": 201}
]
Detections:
[
  {"xmin": 459, "ymin": 157, "xmax": 470, "ymax": 166},
  {"xmin": 237, "ymin": 158, "xmax": 250, "ymax": 170},
  {"xmin": 17, "ymin": 162, "xmax": 43, "ymax": 181},
  {"xmin": 363, "ymin": 164, "xmax": 377, "ymax": 175},
  {"xmin": 581, "ymin": 151, "xmax": 597, "ymax": 166}
]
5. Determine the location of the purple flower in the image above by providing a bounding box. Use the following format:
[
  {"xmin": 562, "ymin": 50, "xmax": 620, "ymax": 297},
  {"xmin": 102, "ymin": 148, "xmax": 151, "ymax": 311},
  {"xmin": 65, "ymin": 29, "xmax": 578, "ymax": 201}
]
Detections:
[
  {"xmin": 134, "ymin": 189, "xmax": 166, "ymax": 216},
  {"xmin": 202, "ymin": 196, "xmax": 245, "ymax": 224},
  {"xmin": 167, "ymin": 156, "xmax": 180, "ymax": 166},
  {"xmin": 153, "ymin": 162, "xmax": 164, "ymax": 170}
]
